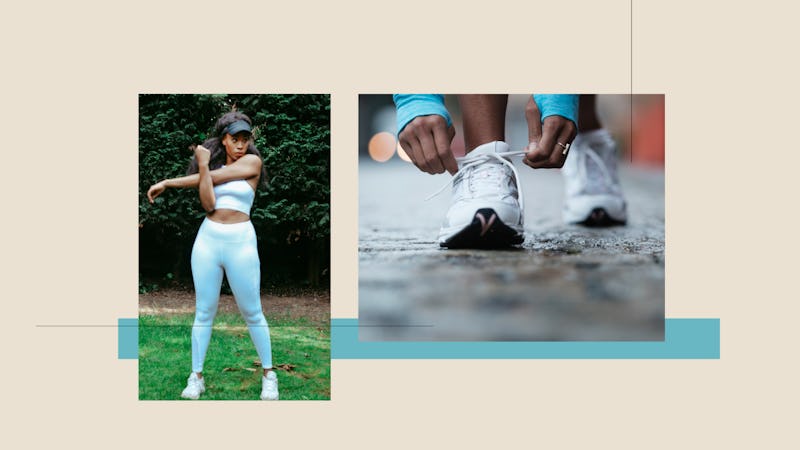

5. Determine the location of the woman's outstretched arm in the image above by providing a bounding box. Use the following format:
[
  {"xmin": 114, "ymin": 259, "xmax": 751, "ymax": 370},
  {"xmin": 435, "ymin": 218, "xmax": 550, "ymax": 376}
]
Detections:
[{"xmin": 147, "ymin": 154, "xmax": 262, "ymax": 203}]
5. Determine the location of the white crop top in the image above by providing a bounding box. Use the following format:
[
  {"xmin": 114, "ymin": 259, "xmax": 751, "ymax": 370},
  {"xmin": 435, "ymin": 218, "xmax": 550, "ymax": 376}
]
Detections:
[{"xmin": 213, "ymin": 179, "xmax": 255, "ymax": 215}]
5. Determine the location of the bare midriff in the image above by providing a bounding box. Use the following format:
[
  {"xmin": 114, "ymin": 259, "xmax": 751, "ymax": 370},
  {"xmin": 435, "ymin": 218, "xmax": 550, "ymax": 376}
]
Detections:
[{"xmin": 207, "ymin": 209, "xmax": 250, "ymax": 224}]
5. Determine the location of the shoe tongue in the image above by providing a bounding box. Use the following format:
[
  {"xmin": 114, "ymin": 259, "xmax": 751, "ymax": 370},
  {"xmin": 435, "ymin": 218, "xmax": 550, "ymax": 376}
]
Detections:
[
  {"xmin": 458, "ymin": 141, "xmax": 510, "ymax": 169},
  {"xmin": 472, "ymin": 141, "xmax": 509, "ymax": 156}
]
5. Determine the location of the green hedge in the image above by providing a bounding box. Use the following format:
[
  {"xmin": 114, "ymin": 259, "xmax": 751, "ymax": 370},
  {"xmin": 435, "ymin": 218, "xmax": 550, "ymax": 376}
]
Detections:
[{"xmin": 139, "ymin": 94, "xmax": 330, "ymax": 287}]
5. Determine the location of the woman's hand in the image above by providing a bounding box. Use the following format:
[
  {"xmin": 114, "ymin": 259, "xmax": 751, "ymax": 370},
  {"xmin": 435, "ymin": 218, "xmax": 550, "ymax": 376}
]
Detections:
[
  {"xmin": 398, "ymin": 115, "xmax": 458, "ymax": 175},
  {"xmin": 194, "ymin": 145, "xmax": 211, "ymax": 166},
  {"xmin": 522, "ymin": 96, "xmax": 577, "ymax": 169},
  {"xmin": 147, "ymin": 181, "xmax": 166, "ymax": 203}
]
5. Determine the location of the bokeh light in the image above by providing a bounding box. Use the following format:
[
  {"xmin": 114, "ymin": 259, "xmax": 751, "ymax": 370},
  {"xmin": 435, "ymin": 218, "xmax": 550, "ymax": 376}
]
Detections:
[
  {"xmin": 397, "ymin": 141, "xmax": 411, "ymax": 162},
  {"xmin": 368, "ymin": 132, "xmax": 396, "ymax": 162}
]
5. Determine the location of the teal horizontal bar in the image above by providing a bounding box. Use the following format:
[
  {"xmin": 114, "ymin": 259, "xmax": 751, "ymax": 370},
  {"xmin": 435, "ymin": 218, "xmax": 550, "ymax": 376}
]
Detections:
[
  {"xmin": 330, "ymin": 318, "xmax": 720, "ymax": 359},
  {"xmin": 118, "ymin": 318, "xmax": 138, "ymax": 359},
  {"xmin": 119, "ymin": 318, "xmax": 719, "ymax": 360}
]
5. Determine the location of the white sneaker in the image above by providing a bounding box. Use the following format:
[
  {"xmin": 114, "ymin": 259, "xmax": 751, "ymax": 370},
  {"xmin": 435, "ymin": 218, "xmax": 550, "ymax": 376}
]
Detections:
[
  {"xmin": 260, "ymin": 371, "xmax": 279, "ymax": 400},
  {"xmin": 434, "ymin": 141, "xmax": 525, "ymax": 248},
  {"xmin": 562, "ymin": 129, "xmax": 627, "ymax": 226},
  {"xmin": 180, "ymin": 372, "xmax": 205, "ymax": 400}
]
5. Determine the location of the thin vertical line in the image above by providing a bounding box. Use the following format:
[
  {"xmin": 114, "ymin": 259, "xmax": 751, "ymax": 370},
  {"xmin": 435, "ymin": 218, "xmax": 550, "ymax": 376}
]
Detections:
[{"xmin": 630, "ymin": 0, "xmax": 634, "ymax": 163}]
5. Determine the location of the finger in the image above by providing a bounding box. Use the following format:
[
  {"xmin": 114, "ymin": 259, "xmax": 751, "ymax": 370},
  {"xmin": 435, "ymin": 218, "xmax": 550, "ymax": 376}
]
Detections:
[
  {"xmin": 147, "ymin": 187, "xmax": 154, "ymax": 203},
  {"xmin": 522, "ymin": 155, "xmax": 534, "ymax": 169},
  {"xmin": 401, "ymin": 134, "xmax": 431, "ymax": 173},
  {"xmin": 400, "ymin": 122, "xmax": 431, "ymax": 173},
  {"xmin": 548, "ymin": 121, "xmax": 578, "ymax": 167},
  {"xmin": 431, "ymin": 121, "xmax": 457, "ymax": 175},
  {"xmin": 527, "ymin": 120, "xmax": 559, "ymax": 168},
  {"xmin": 525, "ymin": 96, "xmax": 542, "ymax": 144},
  {"xmin": 399, "ymin": 135, "xmax": 419, "ymax": 169},
  {"xmin": 526, "ymin": 127, "xmax": 555, "ymax": 164},
  {"xmin": 417, "ymin": 128, "xmax": 445, "ymax": 174}
]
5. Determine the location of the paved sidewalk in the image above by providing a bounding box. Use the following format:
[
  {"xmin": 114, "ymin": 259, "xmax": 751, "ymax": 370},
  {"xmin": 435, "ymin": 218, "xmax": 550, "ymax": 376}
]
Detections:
[{"xmin": 359, "ymin": 157, "xmax": 665, "ymax": 341}]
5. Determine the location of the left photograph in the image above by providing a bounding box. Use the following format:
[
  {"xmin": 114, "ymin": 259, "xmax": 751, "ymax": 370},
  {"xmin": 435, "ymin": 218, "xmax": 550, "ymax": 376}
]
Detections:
[{"xmin": 138, "ymin": 94, "xmax": 330, "ymax": 400}]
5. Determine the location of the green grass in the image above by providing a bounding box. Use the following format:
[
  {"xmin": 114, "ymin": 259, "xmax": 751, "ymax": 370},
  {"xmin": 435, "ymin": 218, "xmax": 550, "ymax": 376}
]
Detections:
[{"xmin": 139, "ymin": 314, "xmax": 330, "ymax": 400}]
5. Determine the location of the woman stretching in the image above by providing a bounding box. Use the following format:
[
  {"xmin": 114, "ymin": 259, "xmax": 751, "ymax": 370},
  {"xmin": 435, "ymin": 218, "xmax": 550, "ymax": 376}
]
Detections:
[{"xmin": 147, "ymin": 111, "xmax": 278, "ymax": 400}]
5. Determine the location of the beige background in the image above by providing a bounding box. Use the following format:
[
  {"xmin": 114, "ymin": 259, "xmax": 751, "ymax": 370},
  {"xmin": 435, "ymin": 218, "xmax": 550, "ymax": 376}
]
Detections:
[{"xmin": 3, "ymin": 0, "xmax": 798, "ymax": 448}]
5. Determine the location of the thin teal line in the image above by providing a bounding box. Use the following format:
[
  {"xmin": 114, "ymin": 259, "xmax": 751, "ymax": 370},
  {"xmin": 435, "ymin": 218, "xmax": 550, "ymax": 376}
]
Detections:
[{"xmin": 120, "ymin": 318, "xmax": 719, "ymax": 360}]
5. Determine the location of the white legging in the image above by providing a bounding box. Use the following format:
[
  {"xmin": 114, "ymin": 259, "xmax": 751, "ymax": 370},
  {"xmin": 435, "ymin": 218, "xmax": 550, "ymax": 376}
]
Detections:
[{"xmin": 190, "ymin": 218, "xmax": 272, "ymax": 373}]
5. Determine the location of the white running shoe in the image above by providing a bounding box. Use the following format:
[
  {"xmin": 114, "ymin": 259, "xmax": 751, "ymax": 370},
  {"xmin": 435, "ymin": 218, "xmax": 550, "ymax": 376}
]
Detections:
[
  {"xmin": 180, "ymin": 372, "xmax": 205, "ymax": 400},
  {"xmin": 562, "ymin": 129, "xmax": 627, "ymax": 226},
  {"xmin": 434, "ymin": 141, "xmax": 526, "ymax": 248},
  {"xmin": 260, "ymin": 370, "xmax": 279, "ymax": 400}
]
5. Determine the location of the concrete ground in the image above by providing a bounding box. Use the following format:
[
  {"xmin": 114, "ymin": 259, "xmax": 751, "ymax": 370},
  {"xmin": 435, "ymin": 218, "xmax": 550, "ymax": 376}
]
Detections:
[{"xmin": 358, "ymin": 157, "xmax": 664, "ymax": 341}]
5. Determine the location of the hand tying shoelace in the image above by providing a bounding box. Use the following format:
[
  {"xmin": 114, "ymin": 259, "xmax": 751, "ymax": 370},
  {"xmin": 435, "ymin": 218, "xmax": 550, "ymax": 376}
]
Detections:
[{"xmin": 426, "ymin": 150, "xmax": 528, "ymax": 210}]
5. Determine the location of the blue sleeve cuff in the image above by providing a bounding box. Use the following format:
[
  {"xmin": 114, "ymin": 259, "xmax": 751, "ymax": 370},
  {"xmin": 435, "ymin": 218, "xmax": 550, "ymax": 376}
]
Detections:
[
  {"xmin": 393, "ymin": 94, "xmax": 452, "ymax": 135},
  {"xmin": 532, "ymin": 94, "xmax": 579, "ymax": 127}
]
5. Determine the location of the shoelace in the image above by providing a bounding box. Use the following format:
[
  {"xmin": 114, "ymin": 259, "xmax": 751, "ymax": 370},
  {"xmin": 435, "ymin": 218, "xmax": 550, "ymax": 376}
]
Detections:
[
  {"xmin": 577, "ymin": 146, "xmax": 617, "ymax": 193},
  {"xmin": 426, "ymin": 150, "xmax": 527, "ymax": 211}
]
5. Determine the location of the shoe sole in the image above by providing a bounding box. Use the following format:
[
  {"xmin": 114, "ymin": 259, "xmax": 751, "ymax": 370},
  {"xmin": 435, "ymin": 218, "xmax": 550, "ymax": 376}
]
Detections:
[
  {"xmin": 440, "ymin": 208, "xmax": 524, "ymax": 249},
  {"xmin": 577, "ymin": 208, "xmax": 627, "ymax": 227}
]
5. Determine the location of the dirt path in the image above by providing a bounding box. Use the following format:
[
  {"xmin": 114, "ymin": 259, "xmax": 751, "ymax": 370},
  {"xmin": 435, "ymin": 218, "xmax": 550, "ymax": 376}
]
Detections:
[{"xmin": 139, "ymin": 288, "xmax": 330, "ymax": 324}]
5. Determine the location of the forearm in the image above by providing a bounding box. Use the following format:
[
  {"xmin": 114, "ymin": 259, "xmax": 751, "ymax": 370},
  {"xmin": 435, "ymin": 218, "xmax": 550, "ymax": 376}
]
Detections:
[
  {"xmin": 163, "ymin": 173, "xmax": 201, "ymax": 189},
  {"xmin": 197, "ymin": 164, "xmax": 215, "ymax": 212},
  {"xmin": 161, "ymin": 157, "xmax": 259, "ymax": 189}
]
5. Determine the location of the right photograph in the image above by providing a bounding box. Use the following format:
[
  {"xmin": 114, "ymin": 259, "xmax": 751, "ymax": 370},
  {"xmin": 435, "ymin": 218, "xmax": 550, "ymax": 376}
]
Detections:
[{"xmin": 359, "ymin": 94, "xmax": 665, "ymax": 341}]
